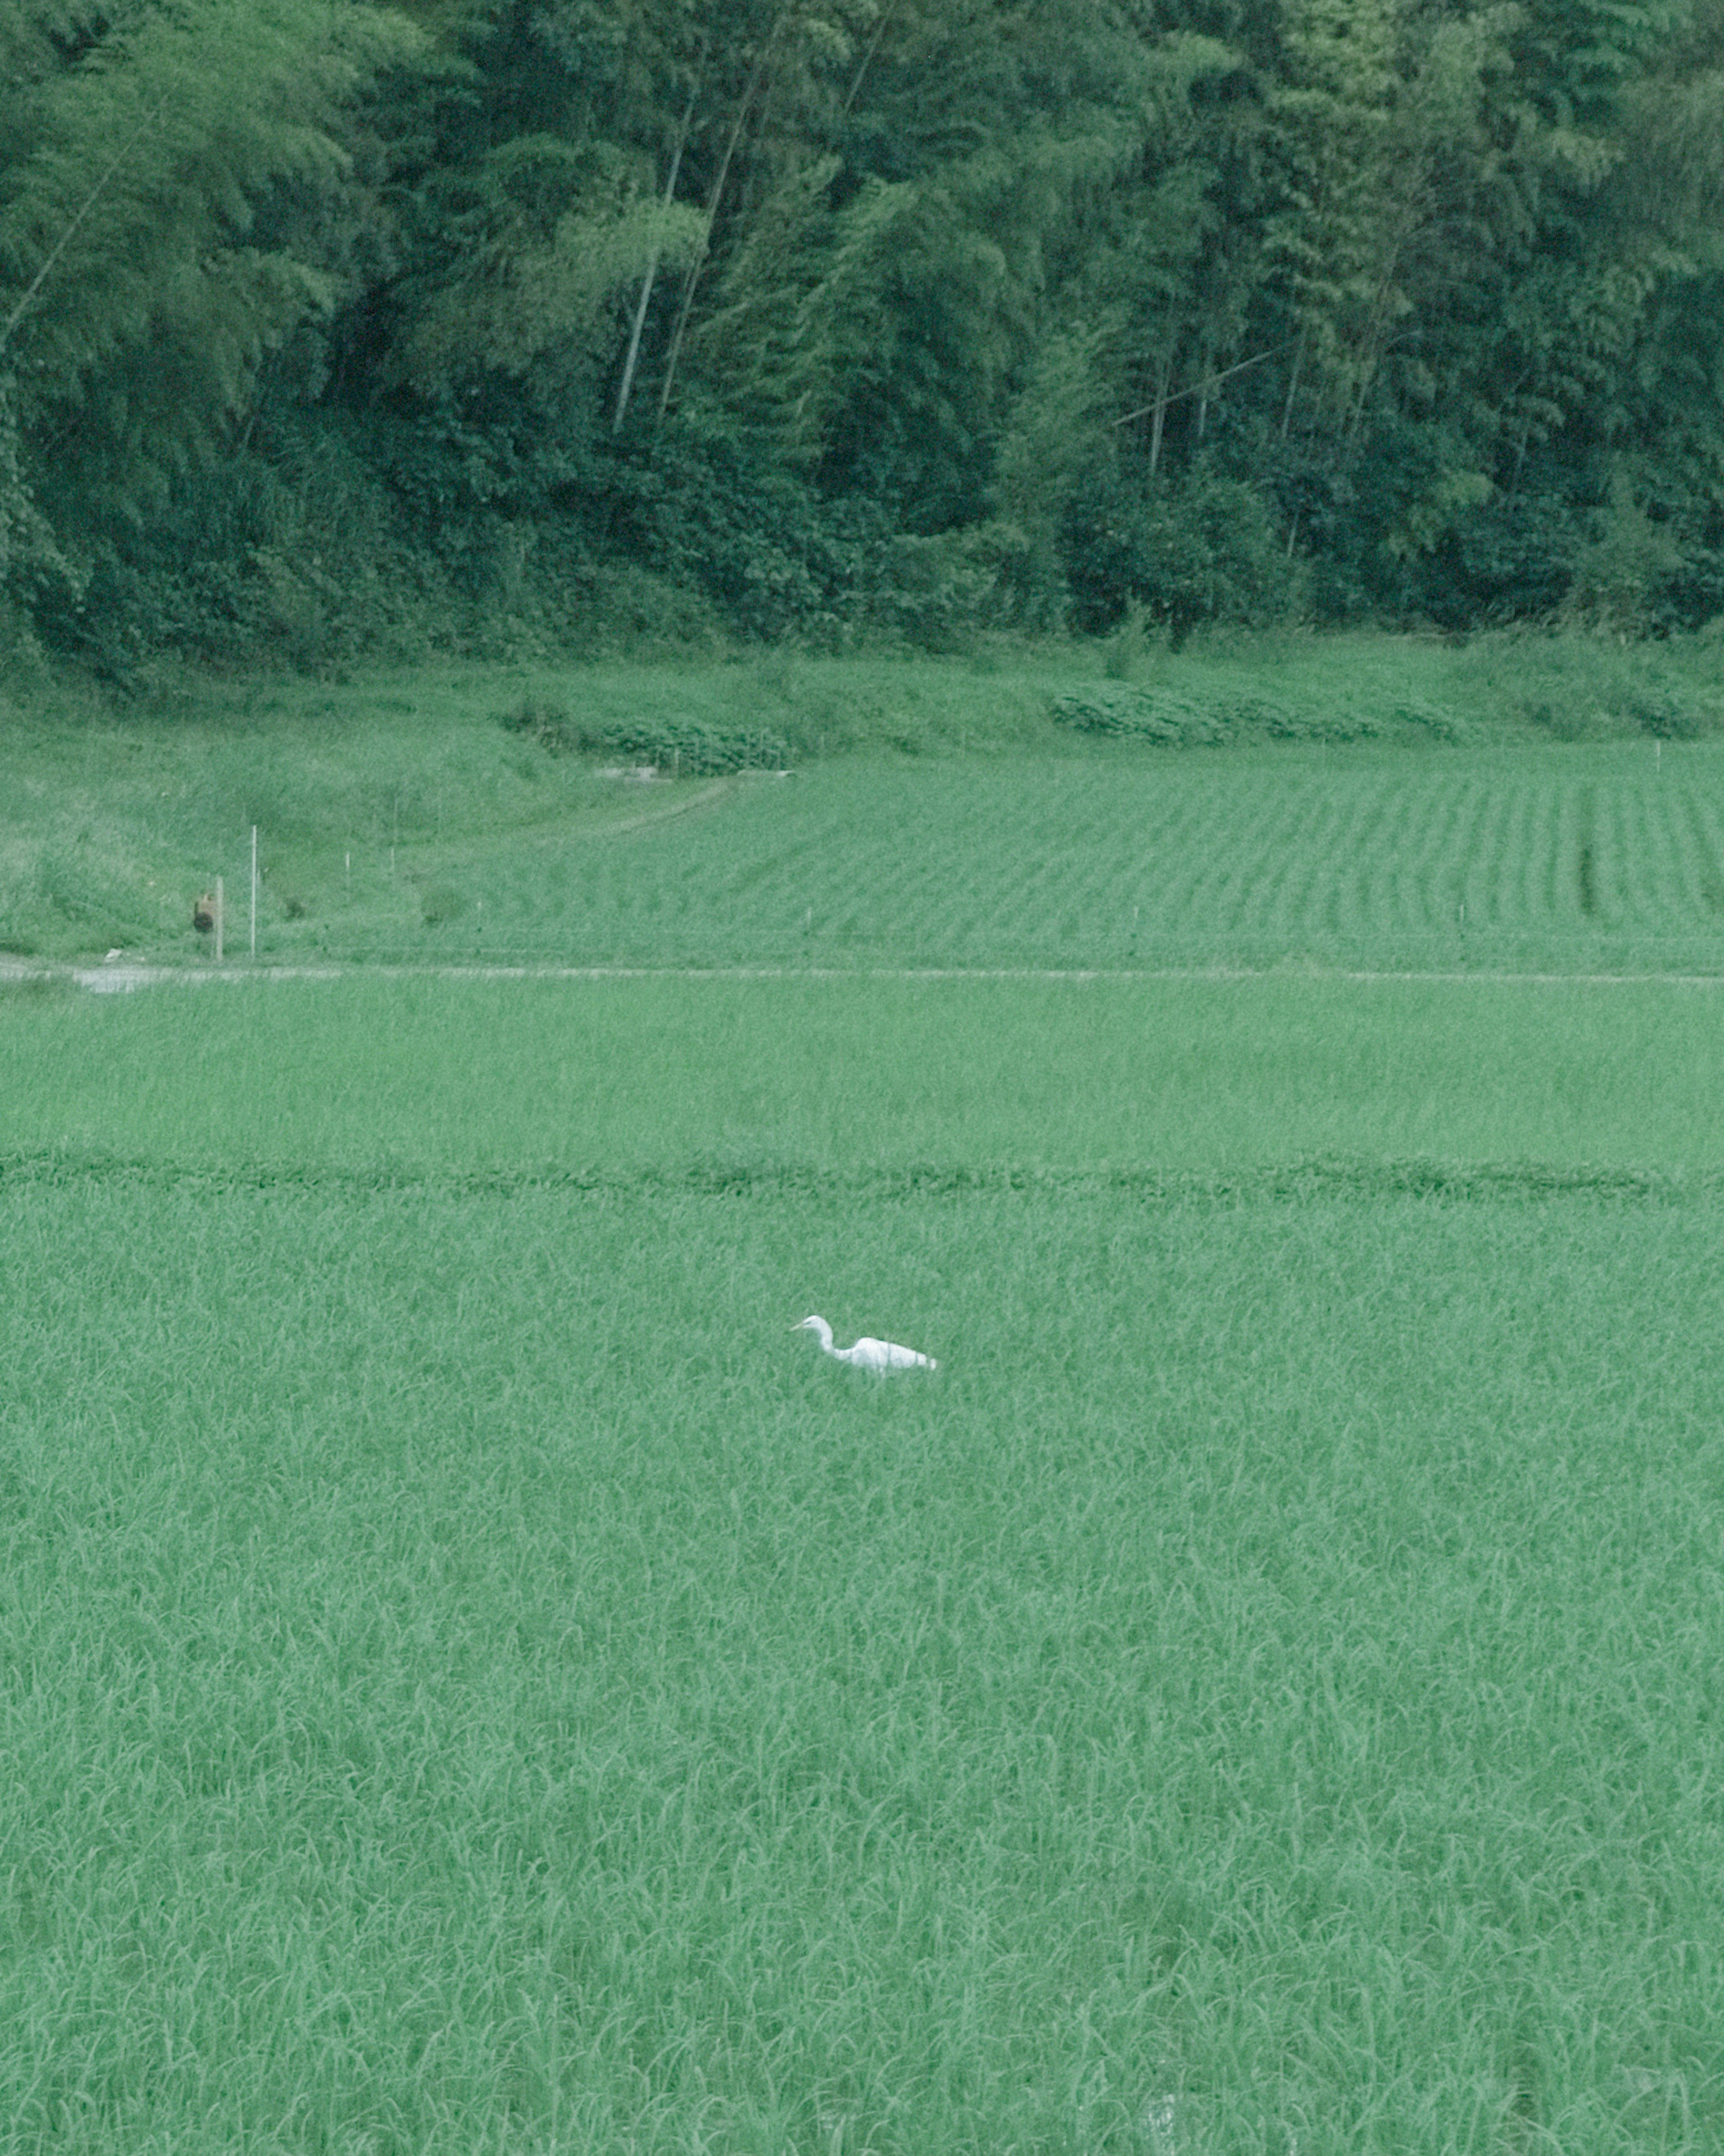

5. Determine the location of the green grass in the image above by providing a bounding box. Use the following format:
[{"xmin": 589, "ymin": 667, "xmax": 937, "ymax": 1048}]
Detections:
[
  {"xmin": 5, "ymin": 972, "xmax": 1724, "ymax": 1177},
  {"xmin": 4, "ymin": 1168, "xmax": 1722, "ymax": 2152},
  {"xmin": 5, "ymin": 635, "xmax": 1724, "ymax": 2149}
]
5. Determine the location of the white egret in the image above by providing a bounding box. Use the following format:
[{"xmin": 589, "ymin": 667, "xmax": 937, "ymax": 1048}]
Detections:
[{"xmin": 794, "ymin": 1315, "xmax": 937, "ymax": 1373}]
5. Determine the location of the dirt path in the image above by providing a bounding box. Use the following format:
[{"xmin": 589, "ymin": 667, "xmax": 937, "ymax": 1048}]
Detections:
[{"xmin": 5, "ymin": 957, "xmax": 1723, "ymax": 995}]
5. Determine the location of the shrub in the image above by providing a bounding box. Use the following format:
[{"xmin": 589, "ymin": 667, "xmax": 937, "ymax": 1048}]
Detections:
[
  {"xmin": 1619, "ymin": 688, "xmax": 1714, "ymax": 740},
  {"xmin": 1050, "ymin": 687, "xmax": 1228, "ymax": 745},
  {"xmin": 1048, "ymin": 684, "xmax": 1385, "ymax": 746},
  {"xmin": 1062, "ymin": 459, "xmax": 1298, "ymax": 644},
  {"xmin": 500, "ymin": 699, "xmax": 790, "ymax": 773}
]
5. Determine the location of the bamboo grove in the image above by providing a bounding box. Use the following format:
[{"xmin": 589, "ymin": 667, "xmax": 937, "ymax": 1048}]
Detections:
[{"xmin": 4, "ymin": 0, "xmax": 1724, "ymax": 673}]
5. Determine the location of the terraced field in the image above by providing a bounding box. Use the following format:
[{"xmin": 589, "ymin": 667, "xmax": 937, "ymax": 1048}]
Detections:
[{"xmin": 252, "ymin": 743, "xmax": 1724, "ymax": 973}]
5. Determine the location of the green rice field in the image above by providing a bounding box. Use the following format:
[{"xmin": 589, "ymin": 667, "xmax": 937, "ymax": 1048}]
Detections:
[
  {"xmin": 4, "ymin": 669, "xmax": 1724, "ymax": 2151},
  {"xmin": 381, "ymin": 746, "xmax": 1724, "ymax": 976},
  {"xmin": 6, "ymin": 972, "xmax": 1724, "ymax": 1179}
]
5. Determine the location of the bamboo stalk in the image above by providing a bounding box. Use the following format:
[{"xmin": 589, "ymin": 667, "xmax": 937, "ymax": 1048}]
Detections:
[
  {"xmin": 1280, "ymin": 323, "xmax": 1308, "ymax": 440},
  {"xmin": 1112, "ymin": 343, "xmax": 1293, "ymax": 429},
  {"xmin": 656, "ymin": 16, "xmax": 789, "ymax": 421},
  {"xmin": 0, "ymin": 99, "xmax": 166, "ymax": 355},
  {"xmin": 1147, "ymin": 354, "xmax": 1171, "ymax": 479},
  {"xmin": 614, "ymin": 81, "xmax": 698, "ymax": 433}
]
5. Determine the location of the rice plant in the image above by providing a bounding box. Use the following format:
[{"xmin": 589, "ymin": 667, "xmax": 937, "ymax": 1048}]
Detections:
[
  {"xmin": 287, "ymin": 745, "xmax": 1724, "ymax": 974},
  {"xmin": 5, "ymin": 973, "xmax": 1724, "ymax": 1180},
  {"xmin": 0, "ymin": 1167, "xmax": 1720, "ymax": 2151}
]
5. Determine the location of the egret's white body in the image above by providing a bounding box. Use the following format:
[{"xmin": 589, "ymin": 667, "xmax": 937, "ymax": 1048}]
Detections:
[{"xmin": 795, "ymin": 1315, "xmax": 937, "ymax": 1372}]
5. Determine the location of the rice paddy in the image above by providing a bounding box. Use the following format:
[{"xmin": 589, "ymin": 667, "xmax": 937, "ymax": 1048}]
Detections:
[
  {"xmin": 4, "ymin": 1164, "xmax": 1721, "ymax": 2152},
  {"xmin": 3, "ymin": 657, "xmax": 1723, "ymax": 2150},
  {"xmin": 381, "ymin": 745, "xmax": 1724, "ymax": 976},
  {"xmin": 5, "ymin": 971, "xmax": 1724, "ymax": 1179}
]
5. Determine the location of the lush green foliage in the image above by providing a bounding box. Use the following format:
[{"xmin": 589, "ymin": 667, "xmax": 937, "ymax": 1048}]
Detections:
[
  {"xmin": 7, "ymin": 0, "xmax": 1724, "ymax": 669},
  {"xmin": 501, "ymin": 694, "xmax": 792, "ymax": 773}
]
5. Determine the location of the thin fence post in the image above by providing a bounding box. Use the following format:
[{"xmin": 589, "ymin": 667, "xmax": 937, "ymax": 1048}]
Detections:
[{"xmin": 215, "ymin": 876, "xmax": 224, "ymax": 964}]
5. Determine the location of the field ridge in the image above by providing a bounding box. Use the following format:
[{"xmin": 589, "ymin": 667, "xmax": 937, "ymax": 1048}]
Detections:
[{"xmin": 6, "ymin": 1145, "xmax": 1717, "ymax": 1205}]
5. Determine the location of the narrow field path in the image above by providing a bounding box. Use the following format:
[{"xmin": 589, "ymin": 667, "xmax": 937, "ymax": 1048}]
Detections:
[{"xmin": 5, "ymin": 957, "xmax": 1724, "ymax": 994}]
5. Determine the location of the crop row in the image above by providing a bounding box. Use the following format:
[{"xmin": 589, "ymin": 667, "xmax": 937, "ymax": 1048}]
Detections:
[{"xmin": 365, "ymin": 747, "xmax": 1724, "ymax": 970}]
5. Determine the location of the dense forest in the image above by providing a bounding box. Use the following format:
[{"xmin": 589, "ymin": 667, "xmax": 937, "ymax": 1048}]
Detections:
[{"xmin": 4, "ymin": 0, "xmax": 1724, "ymax": 678}]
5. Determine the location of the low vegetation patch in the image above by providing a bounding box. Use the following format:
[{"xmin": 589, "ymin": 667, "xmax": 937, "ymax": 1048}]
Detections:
[
  {"xmin": 501, "ymin": 696, "xmax": 790, "ymax": 773},
  {"xmin": 1051, "ymin": 680, "xmax": 1397, "ymax": 744}
]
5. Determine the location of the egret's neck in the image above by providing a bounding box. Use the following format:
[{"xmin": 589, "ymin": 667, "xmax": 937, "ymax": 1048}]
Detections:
[{"xmin": 803, "ymin": 1316, "xmax": 835, "ymax": 1354}]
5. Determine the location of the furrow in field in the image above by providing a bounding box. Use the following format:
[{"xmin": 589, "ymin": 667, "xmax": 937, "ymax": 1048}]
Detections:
[
  {"xmin": 1538, "ymin": 773, "xmax": 1568, "ymax": 929},
  {"xmin": 1272, "ymin": 775, "xmax": 1334, "ymax": 936},
  {"xmin": 1132, "ymin": 775, "xmax": 1206, "ymax": 940},
  {"xmin": 1374, "ymin": 769, "xmax": 1424, "ymax": 930},
  {"xmin": 1366, "ymin": 770, "xmax": 1421, "ymax": 931},
  {"xmin": 1139, "ymin": 769, "xmax": 1222, "ymax": 937},
  {"xmin": 373, "ymin": 749, "xmax": 1724, "ymax": 971},
  {"xmin": 1675, "ymin": 780, "xmax": 1724, "ymax": 925},
  {"xmin": 1214, "ymin": 776, "xmax": 1297, "ymax": 934},
  {"xmin": 1339, "ymin": 773, "xmax": 1388, "ymax": 936},
  {"xmin": 1309, "ymin": 774, "xmax": 1369, "ymax": 939},
  {"xmin": 1657, "ymin": 775, "xmax": 1710, "ymax": 931},
  {"xmin": 1652, "ymin": 772, "xmax": 1724, "ymax": 950},
  {"xmin": 1467, "ymin": 770, "xmax": 1518, "ymax": 934},
  {"xmin": 1394, "ymin": 769, "xmax": 1465, "ymax": 935},
  {"xmin": 1254, "ymin": 778, "xmax": 1317, "ymax": 935},
  {"xmin": 1455, "ymin": 772, "xmax": 1503, "ymax": 937},
  {"xmin": 1201, "ymin": 772, "xmax": 1268, "ymax": 932},
  {"xmin": 1497, "ymin": 768, "xmax": 1539, "ymax": 929},
  {"xmin": 1613, "ymin": 772, "xmax": 1659, "ymax": 927}
]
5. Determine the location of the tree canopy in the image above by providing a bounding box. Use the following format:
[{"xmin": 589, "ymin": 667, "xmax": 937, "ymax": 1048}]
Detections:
[{"xmin": 4, "ymin": 0, "xmax": 1724, "ymax": 672}]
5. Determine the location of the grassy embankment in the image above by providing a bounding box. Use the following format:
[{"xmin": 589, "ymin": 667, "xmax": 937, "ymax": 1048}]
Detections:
[{"xmin": 2, "ymin": 631, "xmax": 1722, "ymax": 2151}]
